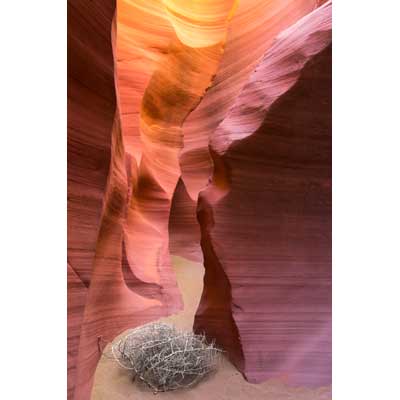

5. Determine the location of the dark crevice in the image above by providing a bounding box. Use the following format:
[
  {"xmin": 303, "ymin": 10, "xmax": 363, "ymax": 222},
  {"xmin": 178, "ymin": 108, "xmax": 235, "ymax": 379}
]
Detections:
[{"xmin": 194, "ymin": 193, "xmax": 245, "ymax": 373}]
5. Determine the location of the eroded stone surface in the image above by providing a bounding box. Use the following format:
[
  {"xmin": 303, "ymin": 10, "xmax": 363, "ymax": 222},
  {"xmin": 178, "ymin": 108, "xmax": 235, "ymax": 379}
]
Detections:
[
  {"xmin": 194, "ymin": 3, "xmax": 332, "ymax": 386},
  {"xmin": 68, "ymin": 1, "xmax": 332, "ymax": 398}
]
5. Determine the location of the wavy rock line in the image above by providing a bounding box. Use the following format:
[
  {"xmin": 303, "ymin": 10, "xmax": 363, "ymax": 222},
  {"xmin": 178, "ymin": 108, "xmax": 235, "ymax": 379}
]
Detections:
[
  {"xmin": 122, "ymin": 0, "xmax": 237, "ymax": 299},
  {"xmin": 194, "ymin": 1, "xmax": 332, "ymax": 387},
  {"xmin": 68, "ymin": 1, "xmax": 332, "ymax": 398},
  {"xmin": 69, "ymin": 1, "xmax": 239, "ymax": 398},
  {"xmin": 179, "ymin": 0, "xmax": 319, "ymax": 202}
]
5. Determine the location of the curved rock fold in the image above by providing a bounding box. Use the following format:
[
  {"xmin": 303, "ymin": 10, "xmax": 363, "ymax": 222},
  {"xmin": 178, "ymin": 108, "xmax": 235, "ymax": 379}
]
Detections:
[{"xmin": 68, "ymin": 1, "xmax": 332, "ymax": 398}]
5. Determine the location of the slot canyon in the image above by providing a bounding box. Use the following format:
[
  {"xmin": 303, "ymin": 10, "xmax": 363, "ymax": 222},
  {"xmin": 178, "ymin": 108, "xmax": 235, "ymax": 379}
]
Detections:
[{"xmin": 68, "ymin": 0, "xmax": 332, "ymax": 399}]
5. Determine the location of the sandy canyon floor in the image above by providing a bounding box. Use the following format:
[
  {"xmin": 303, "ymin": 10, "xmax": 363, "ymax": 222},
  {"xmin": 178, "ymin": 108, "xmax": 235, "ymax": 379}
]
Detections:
[{"xmin": 92, "ymin": 256, "xmax": 332, "ymax": 400}]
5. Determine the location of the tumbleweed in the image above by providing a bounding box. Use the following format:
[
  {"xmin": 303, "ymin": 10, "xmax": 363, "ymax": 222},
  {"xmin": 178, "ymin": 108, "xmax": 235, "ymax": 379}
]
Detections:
[{"xmin": 110, "ymin": 322, "xmax": 222, "ymax": 393}]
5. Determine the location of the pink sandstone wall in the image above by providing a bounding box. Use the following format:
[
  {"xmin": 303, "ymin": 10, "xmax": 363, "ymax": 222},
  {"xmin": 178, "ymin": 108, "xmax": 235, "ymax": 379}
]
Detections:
[{"xmin": 68, "ymin": 1, "xmax": 332, "ymax": 398}]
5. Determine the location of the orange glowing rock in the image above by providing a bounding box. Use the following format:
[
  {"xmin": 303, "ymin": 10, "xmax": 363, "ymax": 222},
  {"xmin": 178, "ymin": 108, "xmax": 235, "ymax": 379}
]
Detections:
[{"xmin": 162, "ymin": 0, "xmax": 238, "ymax": 47}]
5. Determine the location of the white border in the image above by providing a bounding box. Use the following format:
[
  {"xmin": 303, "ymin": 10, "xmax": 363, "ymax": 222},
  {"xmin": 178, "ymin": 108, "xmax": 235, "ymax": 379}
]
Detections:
[
  {"xmin": 333, "ymin": 0, "xmax": 400, "ymax": 398},
  {"xmin": 1, "ymin": 0, "xmax": 400, "ymax": 398},
  {"xmin": 0, "ymin": 1, "xmax": 67, "ymax": 399}
]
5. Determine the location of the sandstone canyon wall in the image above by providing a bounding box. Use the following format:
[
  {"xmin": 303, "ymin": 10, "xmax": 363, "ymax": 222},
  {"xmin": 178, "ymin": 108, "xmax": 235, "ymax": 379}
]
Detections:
[
  {"xmin": 194, "ymin": 3, "xmax": 332, "ymax": 386},
  {"xmin": 68, "ymin": 1, "xmax": 332, "ymax": 398},
  {"xmin": 68, "ymin": 1, "xmax": 116, "ymax": 398}
]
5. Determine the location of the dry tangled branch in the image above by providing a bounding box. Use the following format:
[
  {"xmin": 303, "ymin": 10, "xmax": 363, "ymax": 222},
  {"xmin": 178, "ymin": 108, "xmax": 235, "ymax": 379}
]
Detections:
[{"xmin": 109, "ymin": 322, "xmax": 222, "ymax": 393}]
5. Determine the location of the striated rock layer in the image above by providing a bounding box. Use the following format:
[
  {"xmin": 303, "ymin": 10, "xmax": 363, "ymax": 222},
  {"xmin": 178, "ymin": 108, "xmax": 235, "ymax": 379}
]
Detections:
[
  {"xmin": 180, "ymin": 0, "xmax": 319, "ymax": 201},
  {"xmin": 68, "ymin": 0, "xmax": 234, "ymax": 398},
  {"xmin": 68, "ymin": 1, "xmax": 176, "ymax": 398},
  {"xmin": 67, "ymin": 1, "xmax": 116, "ymax": 398},
  {"xmin": 68, "ymin": 0, "xmax": 332, "ymax": 398},
  {"xmin": 194, "ymin": 2, "xmax": 332, "ymax": 387}
]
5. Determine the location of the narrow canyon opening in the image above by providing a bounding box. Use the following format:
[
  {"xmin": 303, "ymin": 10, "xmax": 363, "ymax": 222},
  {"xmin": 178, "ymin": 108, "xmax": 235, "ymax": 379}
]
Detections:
[
  {"xmin": 92, "ymin": 255, "xmax": 207, "ymax": 392},
  {"xmin": 68, "ymin": 0, "xmax": 332, "ymax": 398}
]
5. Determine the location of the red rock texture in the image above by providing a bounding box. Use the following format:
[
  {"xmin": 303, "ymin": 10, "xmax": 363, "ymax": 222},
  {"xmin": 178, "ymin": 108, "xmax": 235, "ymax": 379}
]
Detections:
[
  {"xmin": 67, "ymin": 1, "xmax": 116, "ymax": 398},
  {"xmin": 68, "ymin": 0, "xmax": 332, "ymax": 398},
  {"xmin": 67, "ymin": 0, "xmax": 115, "ymax": 288},
  {"xmin": 194, "ymin": 2, "xmax": 332, "ymax": 387},
  {"xmin": 180, "ymin": 0, "xmax": 319, "ymax": 201},
  {"xmin": 68, "ymin": 1, "xmax": 181, "ymax": 399}
]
